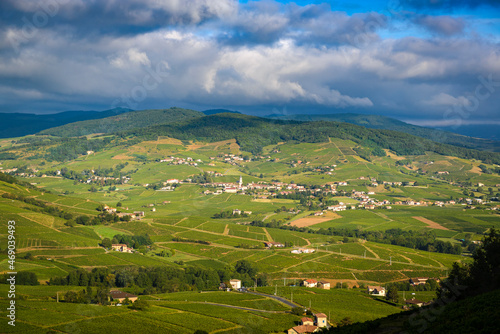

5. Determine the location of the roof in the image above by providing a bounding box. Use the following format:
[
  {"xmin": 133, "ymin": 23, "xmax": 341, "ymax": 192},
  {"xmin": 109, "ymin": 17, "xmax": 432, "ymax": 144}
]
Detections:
[
  {"xmin": 305, "ymin": 279, "xmax": 317, "ymax": 283},
  {"xmin": 405, "ymin": 299, "xmax": 424, "ymax": 304},
  {"xmin": 367, "ymin": 285, "xmax": 385, "ymax": 291},
  {"xmin": 109, "ymin": 291, "xmax": 137, "ymax": 299},
  {"xmin": 290, "ymin": 325, "xmax": 318, "ymax": 334},
  {"xmin": 315, "ymin": 313, "xmax": 327, "ymax": 318},
  {"xmin": 318, "ymin": 281, "xmax": 330, "ymax": 284},
  {"xmin": 230, "ymin": 279, "xmax": 241, "ymax": 282},
  {"xmin": 301, "ymin": 317, "xmax": 314, "ymax": 323}
]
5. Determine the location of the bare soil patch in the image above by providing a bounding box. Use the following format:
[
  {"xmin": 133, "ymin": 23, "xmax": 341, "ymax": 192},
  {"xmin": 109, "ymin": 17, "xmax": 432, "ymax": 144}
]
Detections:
[
  {"xmin": 412, "ymin": 216, "xmax": 449, "ymax": 230},
  {"xmin": 290, "ymin": 212, "xmax": 341, "ymax": 228}
]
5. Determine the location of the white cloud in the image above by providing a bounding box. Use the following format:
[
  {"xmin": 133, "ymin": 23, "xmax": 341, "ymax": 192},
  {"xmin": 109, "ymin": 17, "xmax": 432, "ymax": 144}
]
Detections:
[{"xmin": 424, "ymin": 93, "xmax": 471, "ymax": 107}]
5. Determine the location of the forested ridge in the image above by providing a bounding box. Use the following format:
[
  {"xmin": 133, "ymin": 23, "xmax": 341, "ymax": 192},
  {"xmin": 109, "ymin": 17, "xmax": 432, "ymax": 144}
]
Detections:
[{"xmin": 122, "ymin": 113, "xmax": 500, "ymax": 164}]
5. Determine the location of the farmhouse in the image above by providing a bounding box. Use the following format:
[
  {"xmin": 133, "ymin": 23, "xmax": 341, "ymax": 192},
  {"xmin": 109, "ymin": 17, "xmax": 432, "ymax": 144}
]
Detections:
[
  {"xmin": 229, "ymin": 279, "xmax": 241, "ymax": 290},
  {"xmin": 303, "ymin": 279, "xmax": 317, "ymax": 288},
  {"xmin": 318, "ymin": 281, "xmax": 330, "ymax": 290},
  {"xmin": 367, "ymin": 285, "xmax": 386, "ymax": 297},
  {"xmin": 109, "ymin": 290, "xmax": 137, "ymax": 303},
  {"xmin": 410, "ymin": 277, "xmax": 429, "ymax": 286},
  {"xmin": 111, "ymin": 244, "xmax": 132, "ymax": 253},
  {"xmin": 133, "ymin": 211, "xmax": 145, "ymax": 217},
  {"xmin": 287, "ymin": 313, "xmax": 328, "ymax": 333},
  {"xmin": 287, "ymin": 325, "xmax": 319, "ymax": 334},
  {"xmin": 405, "ymin": 298, "xmax": 424, "ymax": 307},
  {"xmin": 291, "ymin": 248, "xmax": 315, "ymax": 254},
  {"xmin": 315, "ymin": 313, "xmax": 328, "ymax": 328},
  {"xmin": 265, "ymin": 242, "xmax": 284, "ymax": 248}
]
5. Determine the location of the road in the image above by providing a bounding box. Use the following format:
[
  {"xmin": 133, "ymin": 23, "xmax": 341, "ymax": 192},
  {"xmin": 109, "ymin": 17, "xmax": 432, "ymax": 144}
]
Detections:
[{"xmin": 246, "ymin": 291, "xmax": 300, "ymax": 308}]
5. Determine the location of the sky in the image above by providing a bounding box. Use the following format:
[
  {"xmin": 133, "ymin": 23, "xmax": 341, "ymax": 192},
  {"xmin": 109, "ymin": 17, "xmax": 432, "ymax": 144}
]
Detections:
[{"xmin": 1, "ymin": 0, "xmax": 500, "ymax": 127}]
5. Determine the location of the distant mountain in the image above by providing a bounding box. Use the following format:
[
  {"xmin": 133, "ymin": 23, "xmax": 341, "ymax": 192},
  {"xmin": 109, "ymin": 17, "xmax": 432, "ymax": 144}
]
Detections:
[
  {"xmin": 432, "ymin": 124, "xmax": 500, "ymax": 141},
  {"xmin": 266, "ymin": 113, "xmax": 500, "ymax": 152},
  {"xmin": 39, "ymin": 107, "xmax": 204, "ymax": 137},
  {"xmin": 0, "ymin": 107, "xmax": 132, "ymax": 138},
  {"xmin": 202, "ymin": 109, "xmax": 241, "ymax": 115}
]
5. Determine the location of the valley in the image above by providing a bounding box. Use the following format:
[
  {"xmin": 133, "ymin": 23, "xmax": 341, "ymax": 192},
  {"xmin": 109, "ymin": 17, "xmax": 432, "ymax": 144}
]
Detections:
[{"xmin": 0, "ymin": 111, "xmax": 499, "ymax": 333}]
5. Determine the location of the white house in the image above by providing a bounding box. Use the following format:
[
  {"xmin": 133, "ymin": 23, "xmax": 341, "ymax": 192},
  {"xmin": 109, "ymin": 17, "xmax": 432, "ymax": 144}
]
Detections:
[
  {"xmin": 367, "ymin": 285, "xmax": 386, "ymax": 297},
  {"xmin": 229, "ymin": 279, "xmax": 241, "ymax": 290}
]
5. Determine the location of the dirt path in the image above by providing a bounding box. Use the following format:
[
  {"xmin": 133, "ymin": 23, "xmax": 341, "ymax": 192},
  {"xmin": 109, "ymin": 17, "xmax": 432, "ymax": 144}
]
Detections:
[
  {"xmin": 413, "ymin": 216, "xmax": 449, "ymax": 230},
  {"xmin": 372, "ymin": 211, "xmax": 393, "ymax": 221},
  {"xmin": 18, "ymin": 213, "xmax": 61, "ymax": 232},
  {"xmin": 223, "ymin": 224, "xmax": 229, "ymax": 236},
  {"xmin": 263, "ymin": 228, "xmax": 273, "ymax": 242},
  {"xmin": 174, "ymin": 217, "xmax": 188, "ymax": 226},
  {"xmin": 360, "ymin": 244, "xmax": 380, "ymax": 259}
]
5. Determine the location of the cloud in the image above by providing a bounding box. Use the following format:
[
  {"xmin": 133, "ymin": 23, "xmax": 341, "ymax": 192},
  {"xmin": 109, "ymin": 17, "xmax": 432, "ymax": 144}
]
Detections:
[
  {"xmin": 0, "ymin": 0, "xmax": 238, "ymax": 35},
  {"xmin": 413, "ymin": 15, "xmax": 466, "ymax": 36},
  {"xmin": 423, "ymin": 93, "xmax": 471, "ymax": 107},
  {"xmin": 0, "ymin": 0, "xmax": 498, "ymax": 123}
]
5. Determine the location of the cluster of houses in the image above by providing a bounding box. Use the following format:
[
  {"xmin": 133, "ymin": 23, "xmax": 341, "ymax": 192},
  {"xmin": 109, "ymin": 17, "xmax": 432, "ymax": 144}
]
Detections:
[
  {"xmin": 291, "ymin": 248, "xmax": 315, "ymax": 254},
  {"xmin": 159, "ymin": 156, "xmax": 203, "ymax": 166},
  {"xmin": 287, "ymin": 313, "xmax": 328, "ymax": 334},
  {"xmin": 84, "ymin": 175, "xmax": 131, "ymax": 185},
  {"xmin": 103, "ymin": 205, "xmax": 145, "ymax": 220}
]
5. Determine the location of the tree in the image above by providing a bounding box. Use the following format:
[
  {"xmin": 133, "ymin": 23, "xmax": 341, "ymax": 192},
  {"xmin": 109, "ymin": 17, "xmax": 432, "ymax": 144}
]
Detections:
[
  {"xmin": 101, "ymin": 238, "xmax": 112, "ymax": 249},
  {"xmin": 438, "ymin": 228, "xmax": 500, "ymax": 300},
  {"xmin": 338, "ymin": 317, "xmax": 353, "ymax": 327},
  {"xmin": 234, "ymin": 260, "xmax": 257, "ymax": 277},
  {"xmin": 130, "ymin": 299, "xmax": 149, "ymax": 311},
  {"xmin": 291, "ymin": 306, "xmax": 304, "ymax": 316},
  {"xmin": 386, "ymin": 286, "xmax": 399, "ymax": 303},
  {"xmin": 17, "ymin": 271, "xmax": 39, "ymax": 285}
]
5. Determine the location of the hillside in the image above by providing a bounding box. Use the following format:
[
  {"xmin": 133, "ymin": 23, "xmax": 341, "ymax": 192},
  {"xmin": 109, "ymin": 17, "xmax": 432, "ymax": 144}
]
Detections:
[
  {"xmin": 0, "ymin": 113, "xmax": 499, "ymax": 333},
  {"xmin": 124, "ymin": 113, "xmax": 500, "ymax": 164},
  {"xmin": 0, "ymin": 107, "xmax": 131, "ymax": 138},
  {"xmin": 39, "ymin": 107, "xmax": 204, "ymax": 137},
  {"xmin": 267, "ymin": 113, "xmax": 500, "ymax": 152}
]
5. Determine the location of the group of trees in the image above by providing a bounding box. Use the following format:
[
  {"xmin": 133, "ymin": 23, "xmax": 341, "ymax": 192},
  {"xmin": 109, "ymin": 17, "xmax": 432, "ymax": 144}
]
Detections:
[
  {"xmin": 64, "ymin": 286, "xmax": 110, "ymax": 305},
  {"xmin": 212, "ymin": 210, "xmax": 250, "ymax": 219},
  {"xmin": 72, "ymin": 212, "xmax": 131, "ymax": 226},
  {"xmin": 100, "ymin": 234, "xmax": 153, "ymax": 250},
  {"xmin": 49, "ymin": 261, "xmax": 269, "ymax": 294},
  {"xmin": 191, "ymin": 172, "xmax": 213, "ymax": 184},
  {"xmin": 439, "ymin": 228, "xmax": 500, "ymax": 300},
  {"xmin": 0, "ymin": 271, "xmax": 39, "ymax": 286},
  {"xmin": 249, "ymin": 222, "xmax": 462, "ymax": 255}
]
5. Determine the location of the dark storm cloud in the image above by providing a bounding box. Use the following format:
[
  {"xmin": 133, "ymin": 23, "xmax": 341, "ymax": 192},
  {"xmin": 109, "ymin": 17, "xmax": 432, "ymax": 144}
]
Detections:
[{"xmin": 0, "ymin": 0, "xmax": 237, "ymax": 35}]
